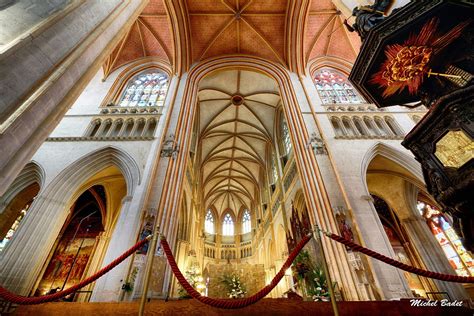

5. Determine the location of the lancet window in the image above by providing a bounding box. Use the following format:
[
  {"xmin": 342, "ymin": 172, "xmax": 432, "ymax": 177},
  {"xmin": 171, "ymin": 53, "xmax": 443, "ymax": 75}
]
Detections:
[
  {"xmin": 242, "ymin": 210, "xmax": 251, "ymax": 234},
  {"xmin": 313, "ymin": 68, "xmax": 363, "ymax": 104},
  {"xmin": 222, "ymin": 213, "xmax": 234, "ymax": 236},
  {"xmin": 204, "ymin": 210, "xmax": 214, "ymax": 234},
  {"xmin": 281, "ymin": 118, "xmax": 292, "ymax": 156},
  {"xmin": 118, "ymin": 69, "xmax": 169, "ymax": 107},
  {"xmin": 418, "ymin": 201, "xmax": 474, "ymax": 276}
]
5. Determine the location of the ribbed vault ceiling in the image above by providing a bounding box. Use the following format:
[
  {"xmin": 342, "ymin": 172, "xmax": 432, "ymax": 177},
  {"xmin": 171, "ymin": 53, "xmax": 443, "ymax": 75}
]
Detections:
[
  {"xmin": 197, "ymin": 69, "xmax": 280, "ymax": 215},
  {"xmin": 103, "ymin": 0, "xmax": 360, "ymax": 75}
]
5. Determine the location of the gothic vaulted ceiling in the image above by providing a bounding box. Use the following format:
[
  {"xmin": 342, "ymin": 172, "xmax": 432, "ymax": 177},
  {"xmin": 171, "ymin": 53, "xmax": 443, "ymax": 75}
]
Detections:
[
  {"xmin": 103, "ymin": 0, "xmax": 360, "ymax": 76},
  {"xmin": 103, "ymin": 0, "xmax": 174, "ymax": 78},
  {"xmin": 197, "ymin": 69, "xmax": 280, "ymax": 215}
]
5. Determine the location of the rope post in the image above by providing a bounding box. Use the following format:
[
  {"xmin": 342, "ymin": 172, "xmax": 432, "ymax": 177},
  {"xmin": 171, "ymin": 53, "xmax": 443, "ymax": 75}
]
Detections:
[
  {"xmin": 315, "ymin": 224, "xmax": 339, "ymax": 316},
  {"xmin": 138, "ymin": 225, "xmax": 160, "ymax": 316}
]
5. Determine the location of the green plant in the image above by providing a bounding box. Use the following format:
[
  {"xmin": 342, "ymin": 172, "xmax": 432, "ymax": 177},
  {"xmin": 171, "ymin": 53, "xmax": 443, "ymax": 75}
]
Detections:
[
  {"xmin": 307, "ymin": 265, "xmax": 330, "ymax": 301},
  {"xmin": 122, "ymin": 282, "xmax": 133, "ymax": 292},
  {"xmin": 291, "ymin": 250, "xmax": 332, "ymax": 301},
  {"xmin": 220, "ymin": 273, "xmax": 246, "ymax": 299},
  {"xmin": 122, "ymin": 267, "xmax": 138, "ymax": 293},
  {"xmin": 177, "ymin": 264, "xmax": 205, "ymax": 298}
]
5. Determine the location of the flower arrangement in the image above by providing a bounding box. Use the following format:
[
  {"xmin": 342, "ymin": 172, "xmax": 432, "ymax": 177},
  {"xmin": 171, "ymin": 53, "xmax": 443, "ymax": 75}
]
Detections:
[
  {"xmin": 177, "ymin": 264, "xmax": 205, "ymax": 298},
  {"xmin": 221, "ymin": 273, "xmax": 247, "ymax": 299},
  {"xmin": 308, "ymin": 265, "xmax": 330, "ymax": 302},
  {"xmin": 291, "ymin": 250, "xmax": 331, "ymax": 302}
]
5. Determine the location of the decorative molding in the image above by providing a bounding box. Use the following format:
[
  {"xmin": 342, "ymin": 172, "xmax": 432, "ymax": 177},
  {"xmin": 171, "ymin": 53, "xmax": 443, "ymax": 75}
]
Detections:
[
  {"xmin": 308, "ymin": 133, "xmax": 327, "ymax": 155},
  {"xmin": 99, "ymin": 105, "xmax": 164, "ymax": 115},
  {"xmin": 334, "ymin": 135, "xmax": 404, "ymax": 140},
  {"xmin": 160, "ymin": 134, "xmax": 179, "ymax": 158},
  {"xmin": 47, "ymin": 136, "xmax": 154, "ymax": 142},
  {"xmin": 283, "ymin": 162, "xmax": 297, "ymax": 191}
]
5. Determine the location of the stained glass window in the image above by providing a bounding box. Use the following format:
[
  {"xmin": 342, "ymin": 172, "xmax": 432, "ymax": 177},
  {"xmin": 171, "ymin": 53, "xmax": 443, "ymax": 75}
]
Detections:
[
  {"xmin": 418, "ymin": 201, "xmax": 474, "ymax": 276},
  {"xmin": 118, "ymin": 69, "xmax": 169, "ymax": 107},
  {"xmin": 313, "ymin": 69, "xmax": 363, "ymax": 104},
  {"xmin": 204, "ymin": 210, "xmax": 214, "ymax": 234},
  {"xmin": 222, "ymin": 213, "xmax": 234, "ymax": 236},
  {"xmin": 281, "ymin": 118, "xmax": 292, "ymax": 155},
  {"xmin": 0, "ymin": 202, "xmax": 32, "ymax": 253},
  {"xmin": 242, "ymin": 210, "xmax": 251, "ymax": 234}
]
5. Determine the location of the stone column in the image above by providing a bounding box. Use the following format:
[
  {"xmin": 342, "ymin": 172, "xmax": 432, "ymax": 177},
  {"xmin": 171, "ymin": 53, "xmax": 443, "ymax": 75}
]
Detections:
[
  {"xmin": 401, "ymin": 216, "xmax": 469, "ymax": 299},
  {"xmin": 91, "ymin": 74, "xmax": 183, "ymax": 301},
  {"xmin": 90, "ymin": 195, "xmax": 138, "ymax": 302},
  {"xmin": 298, "ymin": 74, "xmax": 411, "ymax": 300},
  {"xmin": 286, "ymin": 73, "xmax": 368, "ymax": 300},
  {"xmin": 347, "ymin": 190, "xmax": 412, "ymax": 299},
  {"xmin": 0, "ymin": 194, "xmax": 69, "ymax": 295},
  {"xmin": 0, "ymin": 0, "xmax": 148, "ymax": 196}
]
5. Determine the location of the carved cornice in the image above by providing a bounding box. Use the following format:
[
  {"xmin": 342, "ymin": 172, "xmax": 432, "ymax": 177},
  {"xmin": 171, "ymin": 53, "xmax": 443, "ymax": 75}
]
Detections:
[{"xmin": 47, "ymin": 136, "xmax": 155, "ymax": 142}]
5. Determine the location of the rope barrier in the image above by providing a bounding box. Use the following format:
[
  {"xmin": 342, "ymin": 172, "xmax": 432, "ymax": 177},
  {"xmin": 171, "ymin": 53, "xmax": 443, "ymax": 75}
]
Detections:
[
  {"xmin": 161, "ymin": 233, "xmax": 313, "ymax": 309},
  {"xmin": 324, "ymin": 232, "xmax": 474, "ymax": 283},
  {"xmin": 0, "ymin": 237, "xmax": 150, "ymax": 305},
  {"xmin": 4, "ymin": 226, "xmax": 468, "ymax": 308}
]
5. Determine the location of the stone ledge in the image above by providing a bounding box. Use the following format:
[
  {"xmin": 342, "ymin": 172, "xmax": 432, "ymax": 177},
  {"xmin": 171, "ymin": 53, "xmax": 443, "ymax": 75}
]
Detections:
[{"xmin": 46, "ymin": 136, "xmax": 155, "ymax": 142}]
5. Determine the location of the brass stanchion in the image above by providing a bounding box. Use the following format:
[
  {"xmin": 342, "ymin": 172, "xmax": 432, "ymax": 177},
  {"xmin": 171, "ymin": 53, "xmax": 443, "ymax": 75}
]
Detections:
[
  {"xmin": 315, "ymin": 225, "xmax": 339, "ymax": 316},
  {"xmin": 138, "ymin": 225, "xmax": 160, "ymax": 316}
]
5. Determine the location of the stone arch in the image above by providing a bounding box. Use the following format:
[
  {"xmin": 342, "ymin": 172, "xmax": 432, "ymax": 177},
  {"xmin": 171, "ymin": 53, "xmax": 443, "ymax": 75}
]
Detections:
[
  {"xmin": 307, "ymin": 56, "xmax": 354, "ymax": 77},
  {"xmin": 48, "ymin": 146, "xmax": 140, "ymax": 198},
  {"xmin": 0, "ymin": 161, "xmax": 45, "ymax": 212},
  {"xmin": 361, "ymin": 143, "xmax": 426, "ymax": 218},
  {"xmin": 0, "ymin": 146, "xmax": 139, "ymax": 295},
  {"xmin": 276, "ymin": 224, "xmax": 288, "ymax": 259},
  {"xmin": 204, "ymin": 205, "xmax": 219, "ymax": 234},
  {"xmin": 293, "ymin": 189, "xmax": 308, "ymax": 222},
  {"xmin": 361, "ymin": 143, "xmax": 423, "ymax": 189},
  {"xmin": 153, "ymin": 55, "xmax": 360, "ymax": 298},
  {"xmin": 220, "ymin": 208, "xmax": 236, "ymax": 223},
  {"xmin": 177, "ymin": 194, "xmax": 189, "ymax": 241},
  {"xmin": 0, "ymin": 161, "xmax": 44, "ymax": 252},
  {"xmin": 101, "ymin": 58, "xmax": 172, "ymax": 104},
  {"xmin": 360, "ymin": 142, "xmax": 468, "ymax": 299}
]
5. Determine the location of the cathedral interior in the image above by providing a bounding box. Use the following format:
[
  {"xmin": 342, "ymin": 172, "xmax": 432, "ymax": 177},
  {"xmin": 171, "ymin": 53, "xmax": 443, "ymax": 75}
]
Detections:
[{"xmin": 0, "ymin": 0, "xmax": 473, "ymax": 315}]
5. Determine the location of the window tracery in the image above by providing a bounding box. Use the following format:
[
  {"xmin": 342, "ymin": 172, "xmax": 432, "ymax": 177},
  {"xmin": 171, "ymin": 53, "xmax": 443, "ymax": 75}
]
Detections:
[
  {"xmin": 242, "ymin": 210, "xmax": 251, "ymax": 234},
  {"xmin": 313, "ymin": 68, "xmax": 363, "ymax": 104},
  {"xmin": 222, "ymin": 213, "xmax": 234, "ymax": 236},
  {"xmin": 280, "ymin": 117, "xmax": 292, "ymax": 156},
  {"xmin": 118, "ymin": 70, "xmax": 169, "ymax": 107},
  {"xmin": 205, "ymin": 210, "xmax": 214, "ymax": 234},
  {"xmin": 418, "ymin": 201, "xmax": 474, "ymax": 276}
]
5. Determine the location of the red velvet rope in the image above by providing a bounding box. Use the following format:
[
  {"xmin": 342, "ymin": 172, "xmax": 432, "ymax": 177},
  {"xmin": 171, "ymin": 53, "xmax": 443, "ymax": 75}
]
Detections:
[
  {"xmin": 326, "ymin": 233, "xmax": 474, "ymax": 283},
  {"xmin": 0, "ymin": 237, "xmax": 150, "ymax": 305},
  {"xmin": 161, "ymin": 233, "xmax": 312, "ymax": 309}
]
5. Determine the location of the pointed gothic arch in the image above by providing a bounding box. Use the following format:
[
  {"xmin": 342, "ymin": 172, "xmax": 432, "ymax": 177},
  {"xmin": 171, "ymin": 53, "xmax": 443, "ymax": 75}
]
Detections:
[
  {"xmin": 151, "ymin": 55, "xmax": 361, "ymax": 299},
  {"xmin": 101, "ymin": 59, "xmax": 172, "ymax": 107},
  {"xmin": 0, "ymin": 146, "xmax": 140, "ymax": 295}
]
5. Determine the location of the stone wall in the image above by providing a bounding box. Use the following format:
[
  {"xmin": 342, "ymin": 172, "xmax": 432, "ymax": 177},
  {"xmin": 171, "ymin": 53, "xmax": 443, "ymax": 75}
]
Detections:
[{"xmin": 204, "ymin": 263, "xmax": 265, "ymax": 299}]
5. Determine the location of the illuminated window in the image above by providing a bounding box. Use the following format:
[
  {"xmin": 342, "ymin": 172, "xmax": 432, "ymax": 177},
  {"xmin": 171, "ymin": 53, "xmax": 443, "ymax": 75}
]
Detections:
[
  {"xmin": 204, "ymin": 210, "xmax": 214, "ymax": 234},
  {"xmin": 418, "ymin": 201, "xmax": 474, "ymax": 276},
  {"xmin": 242, "ymin": 210, "xmax": 251, "ymax": 234},
  {"xmin": 281, "ymin": 118, "xmax": 292, "ymax": 155},
  {"xmin": 271, "ymin": 154, "xmax": 278, "ymax": 184},
  {"xmin": 313, "ymin": 69, "xmax": 363, "ymax": 104},
  {"xmin": 222, "ymin": 213, "xmax": 234, "ymax": 236},
  {"xmin": 118, "ymin": 69, "xmax": 169, "ymax": 107},
  {"xmin": 0, "ymin": 203, "xmax": 32, "ymax": 252}
]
